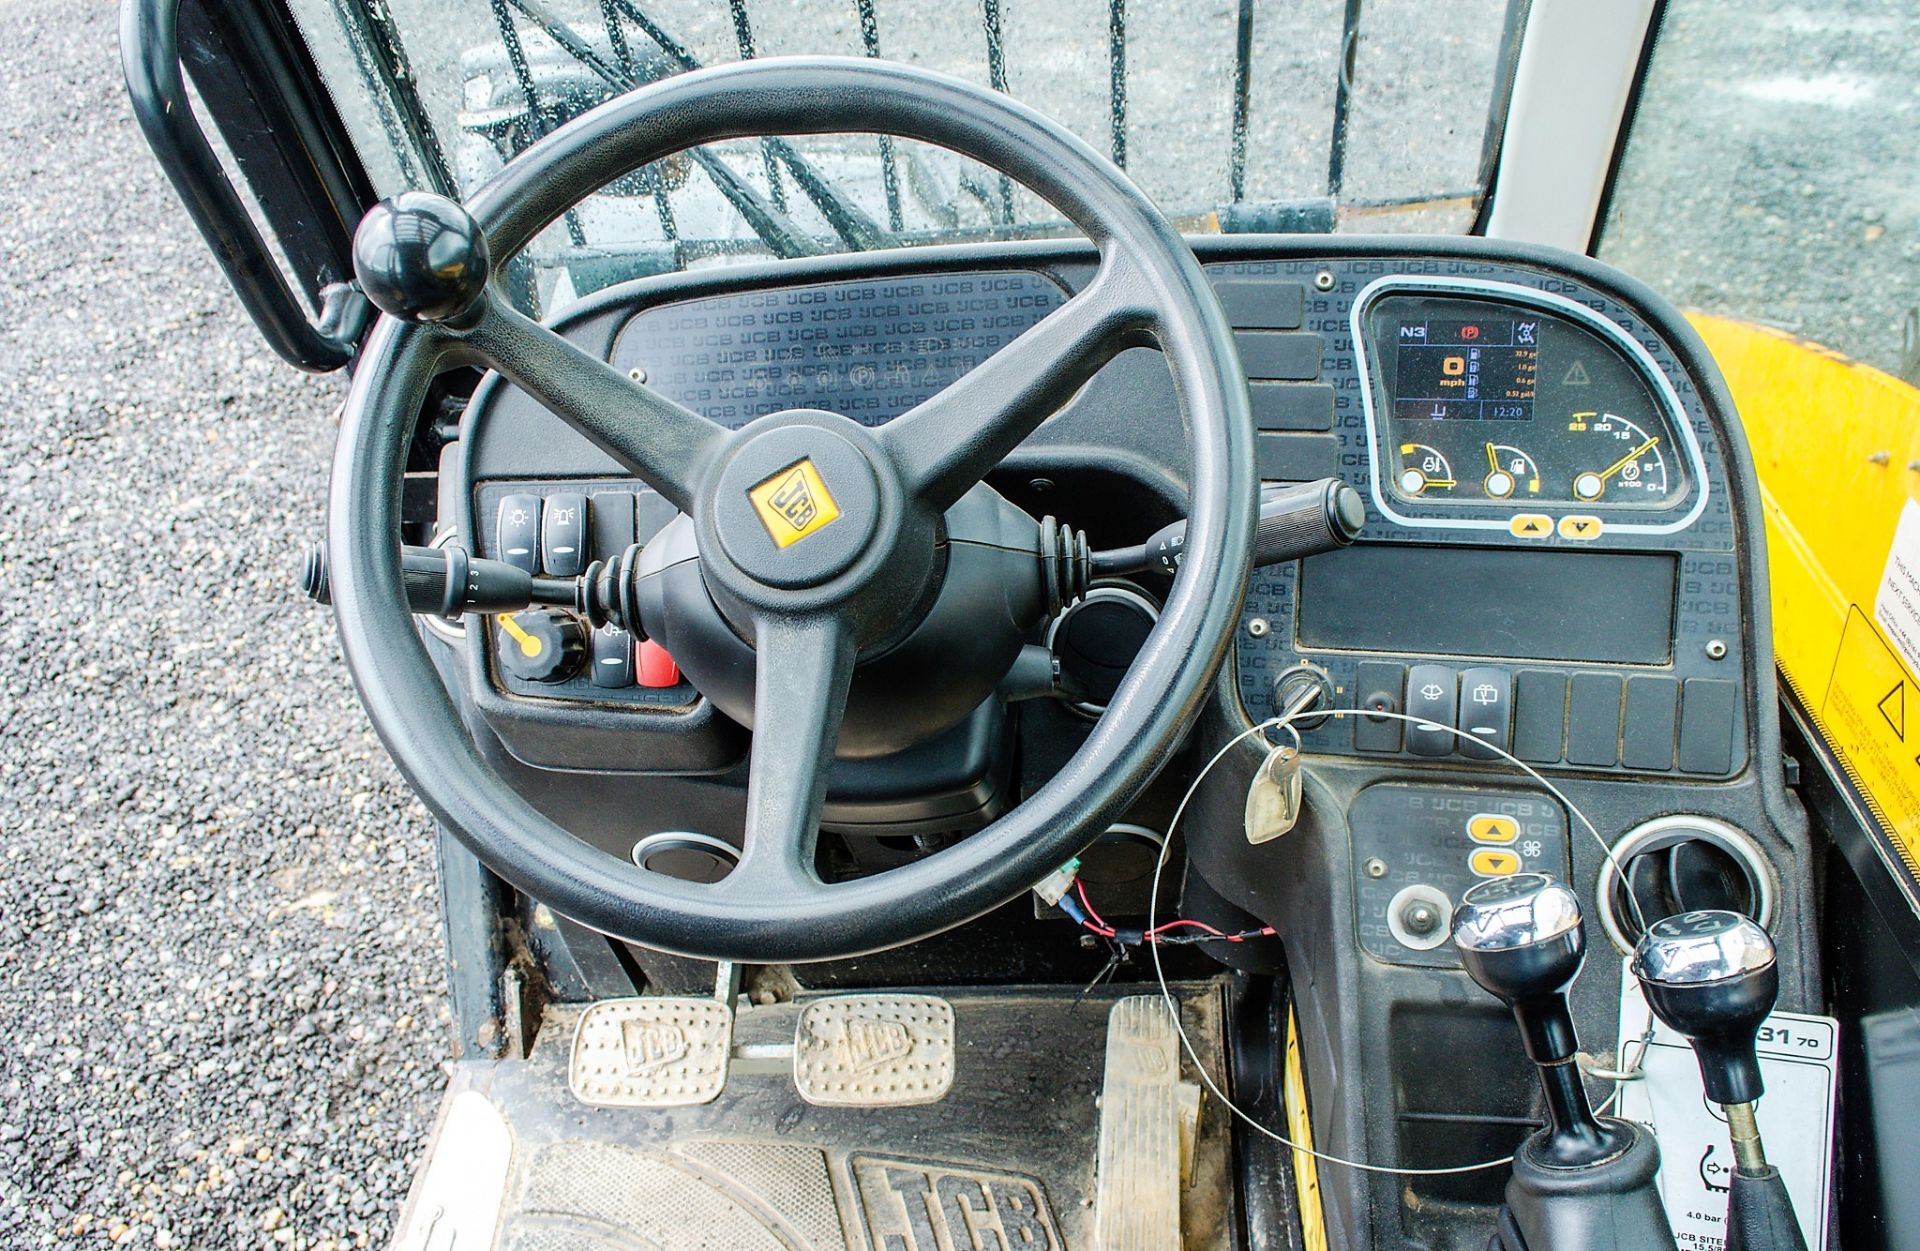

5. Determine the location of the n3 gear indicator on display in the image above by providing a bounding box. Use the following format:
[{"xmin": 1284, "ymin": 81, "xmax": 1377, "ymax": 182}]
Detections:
[{"xmin": 1352, "ymin": 277, "xmax": 1711, "ymax": 536}]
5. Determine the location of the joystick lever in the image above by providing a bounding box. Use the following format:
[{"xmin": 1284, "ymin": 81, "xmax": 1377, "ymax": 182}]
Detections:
[
  {"xmin": 1454, "ymin": 873, "xmax": 1622, "ymax": 1166},
  {"xmin": 1632, "ymin": 911, "xmax": 1808, "ymax": 1251},
  {"xmin": 1453, "ymin": 874, "xmax": 1677, "ymax": 1251}
]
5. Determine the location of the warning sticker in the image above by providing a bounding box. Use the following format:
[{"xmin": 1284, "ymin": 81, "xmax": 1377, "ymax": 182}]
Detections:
[
  {"xmin": 1874, "ymin": 498, "xmax": 1920, "ymax": 678},
  {"xmin": 1820, "ymin": 608, "xmax": 1920, "ymax": 882},
  {"xmin": 1617, "ymin": 969, "xmax": 1836, "ymax": 1251}
]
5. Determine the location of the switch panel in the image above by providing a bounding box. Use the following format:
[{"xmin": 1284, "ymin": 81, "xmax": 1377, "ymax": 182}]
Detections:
[
  {"xmin": 1350, "ymin": 782, "xmax": 1571, "ymax": 969},
  {"xmin": 476, "ymin": 479, "xmax": 698, "ymax": 711}
]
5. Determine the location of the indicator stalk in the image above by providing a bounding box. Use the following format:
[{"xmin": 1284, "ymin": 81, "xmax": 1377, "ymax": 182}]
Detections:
[
  {"xmin": 1081, "ymin": 478, "xmax": 1364, "ymax": 583},
  {"xmin": 302, "ymin": 540, "xmax": 635, "ymax": 629}
]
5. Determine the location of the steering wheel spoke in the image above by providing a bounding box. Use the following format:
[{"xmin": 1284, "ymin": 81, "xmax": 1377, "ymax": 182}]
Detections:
[
  {"xmin": 879, "ymin": 259, "xmax": 1150, "ymax": 510},
  {"xmin": 725, "ymin": 611, "xmax": 857, "ymax": 897},
  {"xmin": 458, "ymin": 293, "xmax": 726, "ymax": 512}
]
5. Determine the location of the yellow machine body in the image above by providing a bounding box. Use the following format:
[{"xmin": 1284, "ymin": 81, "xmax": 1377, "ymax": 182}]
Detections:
[{"xmin": 1694, "ymin": 312, "xmax": 1920, "ymax": 896}]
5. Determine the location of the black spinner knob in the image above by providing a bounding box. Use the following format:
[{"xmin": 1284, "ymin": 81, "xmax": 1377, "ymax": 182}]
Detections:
[
  {"xmin": 352, "ymin": 192, "xmax": 490, "ymax": 325},
  {"xmin": 497, "ymin": 609, "xmax": 588, "ymax": 684}
]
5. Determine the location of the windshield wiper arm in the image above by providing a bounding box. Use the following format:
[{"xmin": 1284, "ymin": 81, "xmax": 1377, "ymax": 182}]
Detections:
[
  {"xmin": 502, "ymin": 0, "xmax": 824, "ymax": 259},
  {"xmin": 507, "ymin": 0, "xmax": 891, "ymax": 255},
  {"xmin": 608, "ymin": 0, "xmax": 889, "ymax": 250},
  {"xmin": 605, "ymin": 0, "xmax": 888, "ymax": 250}
]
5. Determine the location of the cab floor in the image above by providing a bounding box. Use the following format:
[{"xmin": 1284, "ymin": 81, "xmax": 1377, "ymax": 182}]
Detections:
[{"xmin": 396, "ymin": 984, "xmax": 1236, "ymax": 1251}]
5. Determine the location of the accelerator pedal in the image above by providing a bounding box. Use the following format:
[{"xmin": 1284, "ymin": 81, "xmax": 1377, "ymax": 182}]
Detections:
[
  {"xmin": 1093, "ymin": 996, "xmax": 1201, "ymax": 1251},
  {"xmin": 792, "ymin": 994, "xmax": 956, "ymax": 1107},
  {"xmin": 569, "ymin": 996, "xmax": 734, "ymax": 1108}
]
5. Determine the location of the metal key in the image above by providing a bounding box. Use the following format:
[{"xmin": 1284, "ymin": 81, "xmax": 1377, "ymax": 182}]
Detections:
[{"xmin": 1245, "ymin": 741, "xmax": 1303, "ymax": 844}]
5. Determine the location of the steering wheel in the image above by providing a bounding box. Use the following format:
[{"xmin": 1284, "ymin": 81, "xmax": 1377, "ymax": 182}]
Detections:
[{"xmin": 330, "ymin": 57, "xmax": 1255, "ymax": 962}]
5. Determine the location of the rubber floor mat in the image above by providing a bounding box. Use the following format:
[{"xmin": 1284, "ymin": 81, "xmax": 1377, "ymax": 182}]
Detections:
[{"xmin": 397, "ymin": 984, "xmax": 1236, "ymax": 1251}]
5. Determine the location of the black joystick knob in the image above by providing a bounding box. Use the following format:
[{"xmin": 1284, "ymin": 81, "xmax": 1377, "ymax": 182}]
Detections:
[
  {"xmin": 1453, "ymin": 873, "xmax": 1625, "ymax": 1168},
  {"xmin": 1453, "ymin": 872, "xmax": 1586, "ymax": 1064},
  {"xmin": 352, "ymin": 192, "xmax": 491, "ymax": 325},
  {"xmin": 1631, "ymin": 909, "xmax": 1778, "ymax": 1107},
  {"xmin": 497, "ymin": 609, "xmax": 587, "ymax": 684}
]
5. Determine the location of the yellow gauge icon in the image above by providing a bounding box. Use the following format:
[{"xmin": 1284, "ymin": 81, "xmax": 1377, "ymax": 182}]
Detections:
[
  {"xmin": 1398, "ymin": 443, "xmax": 1455, "ymax": 496},
  {"xmin": 1483, "ymin": 441, "xmax": 1541, "ymax": 499}
]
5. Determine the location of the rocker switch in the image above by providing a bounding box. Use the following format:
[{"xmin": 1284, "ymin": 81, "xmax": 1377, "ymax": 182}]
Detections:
[
  {"xmin": 496, "ymin": 494, "xmax": 541, "ymax": 574},
  {"xmin": 637, "ymin": 640, "xmax": 680, "ymax": 688},
  {"xmin": 541, "ymin": 492, "xmax": 589, "ymax": 577},
  {"xmin": 1458, "ymin": 667, "xmax": 1513, "ymax": 760},
  {"xmin": 1405, "ymin": 664, "xmax": 1457, "ymax": 757},
  {"xmin": 590, "ymin": 626, "xmax": 635, "ymax": 689}
]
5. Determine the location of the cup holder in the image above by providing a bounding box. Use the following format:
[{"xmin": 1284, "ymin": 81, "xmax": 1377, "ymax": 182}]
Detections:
[{"xmin": 1595, "ymin": 815, "xmax": 1776, "ymax": 954}]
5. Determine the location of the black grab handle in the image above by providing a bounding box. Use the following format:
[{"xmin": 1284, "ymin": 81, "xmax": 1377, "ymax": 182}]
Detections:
[{"xmin": 121, "ymin": 0, "xmax": 372, "ymax": 371}]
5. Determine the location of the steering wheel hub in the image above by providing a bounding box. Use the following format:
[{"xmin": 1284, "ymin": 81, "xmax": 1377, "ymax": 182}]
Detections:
[{"xmin": 708, "ymin": 413, "xmax": 888, "ymax": 588}]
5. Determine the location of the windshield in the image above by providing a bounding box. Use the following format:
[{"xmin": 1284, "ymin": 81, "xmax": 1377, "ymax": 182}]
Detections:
[{"xmin": 289, "ymin": 0, "xmax": 1520, "ymax": 313}]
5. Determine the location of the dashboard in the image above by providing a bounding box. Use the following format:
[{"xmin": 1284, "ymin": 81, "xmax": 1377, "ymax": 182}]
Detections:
[
  {"xmin": 441, "ymin": 236, "xmax": 1806, "ymax": 1250},
  {"xmin": 463, "ymin": 256, "xmax": 1747, "ymax": 784}
]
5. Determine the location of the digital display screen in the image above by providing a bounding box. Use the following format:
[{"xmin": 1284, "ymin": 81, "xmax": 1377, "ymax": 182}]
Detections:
[
  {"xmin": 1391, "ymin": 314, "xmax": 1538, "ymax": 422},
  {"xmin": 1365, "ymin": 294, "xmax": 1689, "ymax": 510},
  {"xmin": 1297, "ymin": 544, "xmax": 1677, "ymax": 665}
]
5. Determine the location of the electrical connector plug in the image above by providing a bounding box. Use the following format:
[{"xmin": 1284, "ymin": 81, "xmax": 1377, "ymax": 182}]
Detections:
[{"xmin": 1033, "ymin": 857, "xmax": 1083, "ymax": 908}]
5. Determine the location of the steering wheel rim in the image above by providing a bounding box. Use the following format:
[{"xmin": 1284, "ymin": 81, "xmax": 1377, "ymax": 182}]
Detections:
[{"xmin": 328, "ymin": 57, "xmax": 1256, "ymax": 962}]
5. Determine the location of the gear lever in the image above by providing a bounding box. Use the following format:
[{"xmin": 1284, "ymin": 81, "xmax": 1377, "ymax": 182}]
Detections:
[
  {"xmin": 1632, "ymin": 911, "xmax": 1808, "ymax": 1251},
  {"xmin": 1452, "ymin": 874, "xmax": 1677, "ymax": 1251}
]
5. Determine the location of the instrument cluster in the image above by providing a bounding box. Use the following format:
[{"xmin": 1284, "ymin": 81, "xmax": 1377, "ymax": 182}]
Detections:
[{"xmin": 1355, "ymin": 279, "xmax": 1707, "ymax": 539}]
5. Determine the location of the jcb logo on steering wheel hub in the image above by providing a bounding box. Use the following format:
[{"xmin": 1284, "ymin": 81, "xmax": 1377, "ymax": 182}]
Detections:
[{"xmin": 749, "ymin": 458, "xmax": 841, "ymax": 548}]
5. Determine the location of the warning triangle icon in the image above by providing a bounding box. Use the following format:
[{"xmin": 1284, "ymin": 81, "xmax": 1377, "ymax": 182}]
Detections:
[
  {"xmin": 1879, "ymin": 682, "xmax": 1906, "ymax": 740},
  {"xmin": 1563, "ymin": 361, "xmax": 1591, "ymax": 386}
]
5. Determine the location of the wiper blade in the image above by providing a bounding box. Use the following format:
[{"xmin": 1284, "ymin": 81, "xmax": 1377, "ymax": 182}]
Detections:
[
  {"xmin": 606, "ymin": 0, "xmax": 888, "ymax": 250},
  {"xmin": 507, "ymin": 0, "xmax": 890, "ymax": 257}
]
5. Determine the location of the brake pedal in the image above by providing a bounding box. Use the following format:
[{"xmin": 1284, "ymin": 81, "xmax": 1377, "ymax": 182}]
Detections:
[
  {"xmin": 792, "ymin": 994, "xmax": 956, "ymax": 1107},
  {"xmin": 1093, "ymin": 996, "xmax": 1198, "ymax": 1251},
  {"xmin": 569, "ymin": 997, "xmax": 734, "ymax": 1108}
]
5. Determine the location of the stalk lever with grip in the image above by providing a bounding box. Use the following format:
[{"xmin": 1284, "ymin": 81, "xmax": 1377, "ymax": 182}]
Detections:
[{"xmin": 1089, "ymin": 478, "xmax": 1364, "ymax": 579}]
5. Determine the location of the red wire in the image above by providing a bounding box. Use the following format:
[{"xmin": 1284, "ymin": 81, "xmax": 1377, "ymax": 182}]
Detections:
[
  {"xmin": 1068, "ymin": 879, "xmax": 1277, "ymax": 945},
  {"xmin": 1147, "ymin": 917, "xmax": 1227, "ymax": 938},
  {"xmin": 1075, "ymin": 879, "xmax": 1113, "ymax": 933}
]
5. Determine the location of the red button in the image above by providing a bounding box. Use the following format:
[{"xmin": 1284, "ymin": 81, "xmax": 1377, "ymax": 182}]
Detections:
[{"xmin": 636, "ymin": 639, "xmax": 680, "ymax": 688}]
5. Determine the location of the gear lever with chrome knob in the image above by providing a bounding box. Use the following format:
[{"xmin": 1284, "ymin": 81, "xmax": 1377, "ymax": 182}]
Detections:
[
  {"xmin": 1453, "ymin": 873, "xmax": 1677, "ymax": 1251},
  {"xmin": 1631, "ymin": 911, "xmax": 1808, "ymax": 1251}
]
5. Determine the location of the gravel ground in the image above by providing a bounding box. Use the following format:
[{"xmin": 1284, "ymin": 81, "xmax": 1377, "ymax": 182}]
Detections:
[
  {"xmin": 1601, "ymin": 1, "xmax": 1920, "ymax": 379},
  {"xmin": 0, "ymin": 4, "xmax": 443, "ymax": 1248}
]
